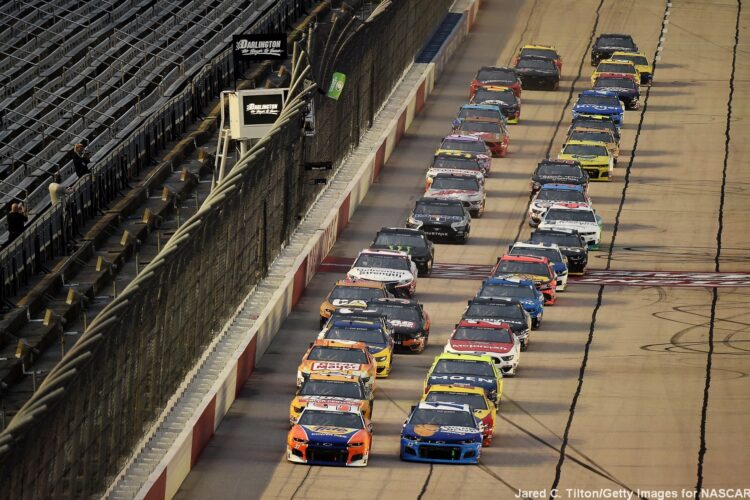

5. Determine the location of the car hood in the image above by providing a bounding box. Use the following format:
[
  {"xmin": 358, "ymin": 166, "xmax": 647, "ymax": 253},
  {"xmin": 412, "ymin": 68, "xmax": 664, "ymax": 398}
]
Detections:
[
  {"xmin": 403, "ymin": 423, "xmax": 481, "ymax": 442},
  {"xmin": 370, "ymin": 243, "xmax": 429, "ymax": 259},
  {"xmin": 299, "ymin": 425, "xmax": 363, "ymax": 444},
  {"xmin": 348, "ymin": 267, "xmax": 413, "ymax": 282},
  {"xmin": 449, "ymin": 339, "xmax": 514, "ymax": 354}
]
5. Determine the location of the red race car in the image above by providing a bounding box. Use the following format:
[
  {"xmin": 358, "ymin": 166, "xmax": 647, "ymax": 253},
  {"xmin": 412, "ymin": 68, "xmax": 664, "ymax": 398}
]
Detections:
[
  {"xmin": 469, "ymin": 66, "xmax": 522, "ymax": 98},
  {"xmin": 455, "ymin": 117, "xmax": 510, "ymax": 158},
  {"xmin": 444, "ymin": 319, "xmax": 520, "ymax": 376}
]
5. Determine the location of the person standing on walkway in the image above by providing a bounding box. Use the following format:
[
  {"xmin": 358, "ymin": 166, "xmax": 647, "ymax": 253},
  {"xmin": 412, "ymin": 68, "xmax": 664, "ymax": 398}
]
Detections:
[
  {"xmin": 6, "ymin": 202, "xmax": 28, "ymax": 243},
  {"xmin": 72, "ymin": 143, "xmax": 91, "ymax": 179}
]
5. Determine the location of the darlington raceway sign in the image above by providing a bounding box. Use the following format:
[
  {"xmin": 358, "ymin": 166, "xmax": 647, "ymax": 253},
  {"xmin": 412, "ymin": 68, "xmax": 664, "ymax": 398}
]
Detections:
[
  {"xmin": 228, "ymin": 89, "xmax": 287, "ymax": 139},
  {"xmin": 233, "ymin": 34, "xmax": 287, "ymax": 61}
]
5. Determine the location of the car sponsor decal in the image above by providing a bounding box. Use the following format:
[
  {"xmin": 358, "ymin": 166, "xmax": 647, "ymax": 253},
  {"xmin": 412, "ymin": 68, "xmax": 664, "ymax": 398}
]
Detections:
[
  {"xmin": 331, "ymin": 299, "xmax": 368, "ymax": 307},
  {"xmin": 389, "ymin": 319, "xmax": 416, "ymax": 328},
  {"xmin": 311, "ymin": 362, "xmax": 361, "ymax": 371},
  {"xmin": 304, "ymin": 426, "xmax": 356, "ymax": 435},
  {"xmin": 430, "ymin": 375, "xmax": 495, "ymax": 384},
  {"xmin": 439, "ymin": 426, "xmax": 478, "ymax": 435},
  {"xmin": 413, "ymin": 424, "xmax": 441, "ymax": 437},
  {"xmin": 386, "ymin": 245, "xmax": 413, "ymax": 253}
]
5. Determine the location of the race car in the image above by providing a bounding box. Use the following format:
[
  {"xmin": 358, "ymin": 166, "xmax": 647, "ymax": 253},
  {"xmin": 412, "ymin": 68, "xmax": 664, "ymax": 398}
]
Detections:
[
  {"xmin": 455, "ymin": 118, "xmax": 509, "ymax": 158},
  {"xmin": 461, "ymin": 297, "xmax": 532, "ymax": 350},
  {"xmin": 591, "ymin": 59, "xmax": 640, "ymax": 87},
  {"xmin": 290, "ymin": 372, "xmax": 373, "ymax": 425},
  {"xmin": 491, "ymin": 254, "xmax": 557, "ymax": 305},
  {"xmin": 422, "ymin": 385, "xmax": 496, "ymax": 446},
  {"xmin": 318, "ymin": 317, "xmax": 394, "ymax": 377},
  {"xmin": 610, "ymin": 51, "xmax": 652, "ymax": 85},
  {"xmin": 366, "ymin": 297, "xmax": 430, "ymax": 353},
  {"xmin": 591, "ymin": 33, "xmax": 638, "ymax": 66},
  {"xmin": 457, "ymin": 104, "xmax": 508, "ymax": 127},
  {"xmin": 400, "ymin": 402, "xmax": 483, "ymax": 464},
  {"xmin": 476, "ymin": 278, "xmax": 544, "ymax": 329},
  {"xmin": 469, "ymin": 66, "xmax": 522, "ymax": 98},
  {"xmin": 436, "ymin": 134, "xmax": 492, "ymax": 173},
  {"xmin": 406, "ymin": 197, "xmax": 471, "ymax": 244},
  {"xmin": 426, "ymin": 152, "xmax": 486, "ymax": 187},
  {"xmin": 530, "ymin": 228, "xmax": 589, "ymax": 275},
  {"xmin": 347, "ymin": 248, "xmax": 418, "ymax": 297},
  {"xmin": 568, "ymin": 113, "xmax": 621, "ymax": 142},
  {"xmin": 538, "ymin": 202, "xmax": 603, "ymax": 250},
  {"xmin": 514, "ymin": 55, "xmax": 560, "ymax": 90},
  {"xmin": 287, "ymin": 398, "xmax": 373, "ymax": 467},
  {"xmin": 319, "ymin": 279, "xmax": 390, "ymax": 327},
  {"xmin": 566, "ymin": 126, "xmax": 619, "ymax": 163},
  {"xmin": 530, "ymin": 159, "xmax": 589, "ymax": 193},
  {"xmin": 444, "ymin": 319, "xmax": 520, "ymax": 377},
  {"xmin": 424, "ymin": 352, "xmax": 503, "ymax": 406},
  {"xmin": 514, "ymin": 44, "xmax": 562, "ymax": 72},
  {"xmin": 528, "ymin": 183, "xmax": 591, "ymax": 226},
  {"xmin": 593, "ymin": 73, "xmax": 640, "ymax": 110},
  {"xmin": 425, "ymin": 172, "xmax": 486, "ymax": 218},
  {"xmin": 558, "ymin": 140, "xmax": 614, "ymax": 181},
  {"xmin": 371, "ymin": 227, "xmax": 434, "ymax": 276},
  {"xmin": 572, "ymin": 90, "xmax": 624, "ymax": 125},
  {"xmin": 508, "ymin": 241, "xmax": 569, "ymax": 291},
  {"xmin": 470, "ymin": 86, "xmax": 521, "ymax": 124},
  {"xmin": 297, "ymin": 339, "xmax": 377, "ymax": 390}
]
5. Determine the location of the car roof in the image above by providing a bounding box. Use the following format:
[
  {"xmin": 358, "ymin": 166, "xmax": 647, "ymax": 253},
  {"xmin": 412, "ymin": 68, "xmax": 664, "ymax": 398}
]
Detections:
[
  {"xmin": 520, "ymin": 44, "xmax": 557, "ymax": 51},
  {"xmin": 477, "ymin": 85, "xmax": 514, "ymax": 93},
  {"xmin": 377, "ymin": 227, "xmax": 424, "ymax": 236},
  {"xmin": 418, "ymin": 196, "xmax": 464, "ymax": 206},
  {"xmin": 540, "ymin": 183, "xmax": 585, "ymax": 191},
  {"xmin": 432, "ymin": 172, "xmax": 480, "ymax": 179},
  {"xmin": 359, "ymin": 248, "xmax": 408, "ymax": 257},
  {"xmin": 311, "ymin": 339, "xmax": 369, "ymax": 350}
]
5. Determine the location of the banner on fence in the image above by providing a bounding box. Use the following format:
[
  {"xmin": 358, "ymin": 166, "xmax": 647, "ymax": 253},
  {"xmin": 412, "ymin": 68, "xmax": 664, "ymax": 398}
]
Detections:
[{"xmin": 232, "ymin": 34, "xmax": 287, "ymax": 61}]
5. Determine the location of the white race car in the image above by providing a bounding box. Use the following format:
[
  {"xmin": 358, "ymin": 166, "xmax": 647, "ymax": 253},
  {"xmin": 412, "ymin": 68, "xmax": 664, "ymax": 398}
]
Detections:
[
  {"xmin": 538, "ymin": 202, "xmax": 602, "ymax": 250},
  {"xmin": 347, "ymin": 249, "xmax": 418, "ymax": 297},
  {"xmin": 508, "ymin": 241, "xmax": 569, "ymax": 291},
  {"xmin": 425, "ymin": 172, "xmax": 486, "ymax": 218}
]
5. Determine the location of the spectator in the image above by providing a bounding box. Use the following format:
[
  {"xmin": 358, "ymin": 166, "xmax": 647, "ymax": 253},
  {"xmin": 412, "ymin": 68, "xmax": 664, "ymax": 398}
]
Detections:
[
  {"xmin": 49, "ymin": 173, "xmax": 70, "ymax": 205},
  {"xmin": 72, "ymin": 143, "xmax": 91, "ymax": 178},
  {"xmin": 6, "ymin": 202, "xmax": 28, "ymax": 243}
]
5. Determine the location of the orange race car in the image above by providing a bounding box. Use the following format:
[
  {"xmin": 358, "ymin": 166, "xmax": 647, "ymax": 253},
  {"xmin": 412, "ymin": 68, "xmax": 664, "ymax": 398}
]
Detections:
[{"xmin": 297, "ymin": 339, "xmax": 377, "ymax": 390}]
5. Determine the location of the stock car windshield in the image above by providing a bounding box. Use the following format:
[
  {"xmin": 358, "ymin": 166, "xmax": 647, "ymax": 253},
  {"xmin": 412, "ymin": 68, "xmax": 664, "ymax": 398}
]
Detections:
[
  {"xmin": 597, "ymin": 62, "xmax": 636, "ymax": 74},
  {"xmin": 531, "ymin": 232, "xmax": 584, "ymax": 247},
  {"xmin": 545, "ymin": 208, "xmax": 597, "ymax": 223},
  {"xmin": 353, "ymin": 253, "xmax": 410, "ymax": 271},
  {"xmin": 613, "ymin": 54, "xmax": 647, "ymax": 66},
  {"xmin": 495, "ymin": 260, "xmax": 551, "ymax": 277},
  {"xmin": 441, "ymin": 138, "xmax": 487, "ymax": 153},
  {"xmin": 329, "ymin": 286, "xmax": 384, "ymax": 301},
  {"xmin": 476, "ymin": 68, "xmax": 516, "ymax": 83},
  {"xmin": 308, "ymin": 346, "xmax": 369, "ymax": 365},
  {"xmin": 453, "ymin": 327, "xmax": 513, "ymax": 343},
  {"xmin": 538, "ymin": 164, "xmax": 583, "ymax": 177},
  {"xmin": 474, "ymin": 90, "xmax": 516, "ymax": 106},
  {"xmin": 517, "ymin": 58, "xmax": 556, "ymax": 71},
  {"xmin": 415, "ymin": 201, "xmax": 465, "ymax": 216},
  {"xmin": 299, "ymin": 380, "xmax": 364, "ymax": 399},
  {"xmin": 479, "ymin": 284, "xmax": 537, "ymax": 300},
  {"xmin": 536, "ymin": 189, "xmax": 587, "ymax": 202},
  {"xmin": 373, "ymin": 233, "xmax": 426, "ymax": 248},
  {"xmin": 595, "ymin": 77, "xmax": 637, "ymax": 90},
  {"xmin": 568, "ymin": 131, "xmax": 613, "ymax": 143},
  {"xmin": 298, "ymin": 410, "xmax": 363, "ymax": 429},
  {"xmin": 563, "ymin": 144, "xmax": 609, "ymax": 157},
  {"xmin": 459, "ymin": 121, "xmax": 502, "ymax": 134},
  {"xmin": 458, "ymin": 107, "xmax": 501, "ymax": 122},
  {"xmin": 597, "ymin": 36, "xmax": 636, "ymax": 49},
  {"xmin": 520, "ymin": 48, "xmax": 556, "ymax": 59},
  {"xmin": 368, "ymin": 303, "xmax": 421, "ymax": 324},
  {"xmin": 410, "ymin": 408, "xmax": 476, "ymax": 428},
  {"xmin": 431, "ymin": 177, "xmax": 480, "ymax": 191},
  {"xmin": 325, "ymin": 327, "xmax": 388, "ymax": 346},
  {"xmin": 577, "ymin": 95, "xmax": 620, "ymax": 106},
  {"xmin": 466, "ymin": 303, "xmax": 526, "ymax": 320},
  {"xmin": 510, "ymin": 247, "xmax": 563, "ymax": 263},
  {"xmin": 433, "ymin": 359, "xmax": 495, "ymax": 377},
  {"xmin": 432, "ymin": 156, "xmax": 482, "ymax": 172},
  {"xmin": 424, "ymin": 392, "xmax": 488, "ymax": 411}
]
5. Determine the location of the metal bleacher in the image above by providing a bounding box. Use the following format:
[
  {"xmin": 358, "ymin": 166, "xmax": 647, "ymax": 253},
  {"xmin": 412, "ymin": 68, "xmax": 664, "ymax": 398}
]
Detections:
[{"xmin": 0, "ymin": 0, "xmax": 308, "ymax": 304}]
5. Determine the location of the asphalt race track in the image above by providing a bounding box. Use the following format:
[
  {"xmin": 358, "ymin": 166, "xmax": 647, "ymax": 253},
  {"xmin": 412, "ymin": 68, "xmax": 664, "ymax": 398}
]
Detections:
[{"xmin": 176, "ymin": 0, "xmax": 750, "ymax": 498}]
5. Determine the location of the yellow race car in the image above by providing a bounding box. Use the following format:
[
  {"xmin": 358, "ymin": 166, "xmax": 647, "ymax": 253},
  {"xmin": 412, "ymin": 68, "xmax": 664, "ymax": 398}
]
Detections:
[
  {"xmin": 566, "ymin": 126, "xmax": 620, "ymax": 164},
  {"xmin": 558, "ymin": 139, "xmax": 614, "ymax": 181},
  {"xmin": 611, "ymin": 51, "xmax": 652, "ymax": 85},
  {"xmin": 591, "ymin": 59, "xmax": 640, "ymax": 87},
  {"xmin": 319, "ymin": 279, "xmax": 389, "ymax": 328},
  {"xmin": 422, "ymin": 384, "xmax": 497, "ymax": 446},
  {"xmin": 318, "ymin": 316, "xmax": 395, "ymax": 377},
  {"xmin": 289, "ymin": 372, "xmax": 374, "ymax": 425},
  {"xmin": 297, "ymin": 339, "xmax": 377, "ymax": 390},
  {"xmin": 423, "ymin": 352, "xmax": 503, "ymax": 406}
]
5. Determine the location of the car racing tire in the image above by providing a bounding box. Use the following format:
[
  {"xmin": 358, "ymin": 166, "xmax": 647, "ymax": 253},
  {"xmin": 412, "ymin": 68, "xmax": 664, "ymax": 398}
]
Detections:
[
  {"xmin": 520, "ymin": 340, "xmax": 528, "ymax": 352},
  {"xmin": 532, "ymin": 317, "xmax": 542, "ymax": 329}
]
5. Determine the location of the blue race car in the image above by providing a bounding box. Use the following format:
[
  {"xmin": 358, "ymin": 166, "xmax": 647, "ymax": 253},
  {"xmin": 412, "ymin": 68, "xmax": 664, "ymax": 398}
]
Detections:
[
  {"xmin": 476, "ymin": 278, "xmax": 544, "ymax": 329},
  {"xmin": 572, "ymin": 90, "xmax": 624, "ymax": 125},
  {"xmin": 400, "ymin": 401, "xmax": 483, "ymax": 464}
]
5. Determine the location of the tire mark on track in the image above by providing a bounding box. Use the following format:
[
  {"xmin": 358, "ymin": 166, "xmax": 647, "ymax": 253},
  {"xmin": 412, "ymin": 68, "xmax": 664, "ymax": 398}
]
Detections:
[
  {"xmin": 696, "ymin": 0, "xmax": 742, "ymax": 495},
  {"xmin": 511, "ymin": 0, "xmax": 604, "ymax": 243},
  {"xmin": 549, "ymin": 1, "xmax": 672, "ymax": 494},
  {"xmin": 416, "ymin": 464, "xmax": 434, "ymax": 500},
  {"xmin": 290, "ymin": 466, "xmax": 313, "ymax": 500}
]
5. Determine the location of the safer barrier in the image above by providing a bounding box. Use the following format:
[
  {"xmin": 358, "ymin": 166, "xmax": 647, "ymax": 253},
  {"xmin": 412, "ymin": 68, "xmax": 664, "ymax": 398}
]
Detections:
[{"xmin": 0, "ymin": 1, "xmax": 453, "ymax": 498}]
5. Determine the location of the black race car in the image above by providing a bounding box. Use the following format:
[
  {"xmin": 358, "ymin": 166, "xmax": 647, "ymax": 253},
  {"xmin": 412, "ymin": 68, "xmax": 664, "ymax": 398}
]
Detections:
[
  {"xmin": 371, "ymin": 227, "xmax": 434, "ymax": 276},
  {"xmin": 514, "ymin": 56, "xmax": 560, "ymax": 90},
  {"xmin": 530, "ymin": 159, "xmax": 589, "ymax": 193},
  {"xmin": 567, "ymin": 115, "xmax": 620, "ymax": 142},
  {"xmin": 593, "ymin": 74, "xmax": 640, "ymax": 110},
  {"xmin": 462, "ymin": 297, "xmax": 531, "ymax": 351},
  {"xmin": 367, "ymin": 298, "xmax": 430, "ymax": 353},
  {"xmin": 406, "ymin": 197, "xmax": 470, "ymax": 244},
  {"xmin": 470, "ymin": 87, "xmax": 521, "ymax": 123},
  {"xmin": 591, "ymin": 33, "xmax": 638, "ymax": 66},
  {"xmin": 528, "ymin": 228, "xmax": 589, "ymax": 275}
]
